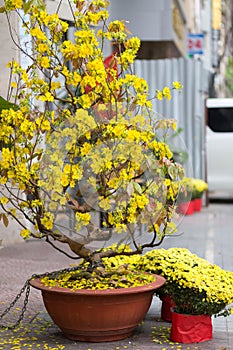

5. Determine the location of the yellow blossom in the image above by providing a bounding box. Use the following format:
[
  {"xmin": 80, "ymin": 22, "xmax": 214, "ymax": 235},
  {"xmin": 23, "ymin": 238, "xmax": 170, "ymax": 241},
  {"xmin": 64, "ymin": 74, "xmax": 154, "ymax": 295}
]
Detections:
[
  {"xmin": 5, "ymin": 0, "xmax": 23, "ymax": 10},
  {"xmin": 41, "ymin": 212, "xmax": 54, "ymax": 230},
  {"xmin": 39, "ymin": 56, "xmax": 50, "ymax": 68},
  {"xmin": 162, "ymin": 86, "xmax": 171, "ymax": 100},
  {"xmin": 30, "ymin": 27, "xmax": 48, "ymax": 41},
  {"xmin": 20, "ymin": 229, "xmax": 31, "ymax": 239},
  {"xmin": 38, "ymin": 91, "xmax": 54, "ymax": 102},
  {"xmin": 0, "ymin": 197, "xmax": 9, "ymax": 204},
  {"xmin": 157, "ymin": 90, "xmax": 163, "ymax": 100},
  {"xmin": 173, "ymin": 81, "xmax": 183, "ymax": 90}
]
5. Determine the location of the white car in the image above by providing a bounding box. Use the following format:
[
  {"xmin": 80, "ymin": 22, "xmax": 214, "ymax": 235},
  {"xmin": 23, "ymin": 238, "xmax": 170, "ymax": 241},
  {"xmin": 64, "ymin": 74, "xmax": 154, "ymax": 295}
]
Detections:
[{"xmin": 206, "ymin": 98, "xmax": 233, "ymax": 197}]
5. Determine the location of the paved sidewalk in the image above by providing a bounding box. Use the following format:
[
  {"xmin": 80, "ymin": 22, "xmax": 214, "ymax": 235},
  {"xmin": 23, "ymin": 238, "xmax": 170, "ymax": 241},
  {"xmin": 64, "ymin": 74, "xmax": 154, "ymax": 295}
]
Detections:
[{"xmin": 0, "ymin": 202, "xmax": 233, "ymax": 349}]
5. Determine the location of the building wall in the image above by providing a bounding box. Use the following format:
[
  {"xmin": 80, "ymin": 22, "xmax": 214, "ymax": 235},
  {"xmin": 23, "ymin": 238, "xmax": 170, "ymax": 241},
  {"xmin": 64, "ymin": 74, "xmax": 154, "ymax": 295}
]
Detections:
[
  {"xmin": 0, "ymin": 2, "xmax": 20, "ymax": 98},
  {"xmin": 46, "ymin": 0, "xmax": 74, "ymax": 20},
  {"xmin": 109, "ymin": 0, "xmax": 187, "ymax": 59},
  {"xmin": 110, "ymin": 0, "xmax": 173, "ymax": 41},
  {"xmin": 0, "ymin": 0, "xmax": 213, "ymax": 82},
  {"xmin": 134, "ymin": 58, "xmax": 209, "ymax": 182}
]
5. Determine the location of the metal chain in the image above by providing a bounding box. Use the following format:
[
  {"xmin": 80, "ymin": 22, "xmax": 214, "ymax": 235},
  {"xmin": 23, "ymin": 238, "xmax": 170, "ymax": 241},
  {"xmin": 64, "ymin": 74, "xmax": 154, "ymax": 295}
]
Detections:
[{"xmin": 0, "ymin": 265, "xmax": 79, "ymax": 330}]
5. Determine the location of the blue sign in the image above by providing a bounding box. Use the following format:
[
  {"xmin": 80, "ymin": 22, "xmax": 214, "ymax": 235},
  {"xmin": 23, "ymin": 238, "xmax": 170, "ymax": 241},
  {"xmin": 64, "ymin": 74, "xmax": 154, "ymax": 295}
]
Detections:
[{"xmin": 187, "ymin": 33, "xmax": 204, "ymax": 55}]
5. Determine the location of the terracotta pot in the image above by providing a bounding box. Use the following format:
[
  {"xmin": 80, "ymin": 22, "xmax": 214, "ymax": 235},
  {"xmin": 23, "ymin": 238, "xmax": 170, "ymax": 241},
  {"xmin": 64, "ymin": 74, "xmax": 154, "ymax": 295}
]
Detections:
[
  {"xmin": 30, "ymin": 274, "xmax": 165, "ymax": 342},
  {"xmin": 170, "ymin": 312, "xmax": 212, "ymax": 343}
]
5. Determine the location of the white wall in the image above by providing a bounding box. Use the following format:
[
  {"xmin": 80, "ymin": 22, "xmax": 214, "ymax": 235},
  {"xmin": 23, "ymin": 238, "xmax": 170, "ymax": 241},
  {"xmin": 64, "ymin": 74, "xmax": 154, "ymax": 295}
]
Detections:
[
  {"xmin": 109, "ymin": 0, "xmax": 173, "ymax": 41},
  {"xmin": 0, "ymin": 2, "xmax": 20, "ymax": 98}
]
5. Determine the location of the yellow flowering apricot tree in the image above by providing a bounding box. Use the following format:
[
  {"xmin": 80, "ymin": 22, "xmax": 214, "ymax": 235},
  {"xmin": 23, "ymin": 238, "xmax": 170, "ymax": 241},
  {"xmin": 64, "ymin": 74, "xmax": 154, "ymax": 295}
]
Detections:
[{"xmin": 0, "ymin": 0, "xmax": 184, "ymax": 266}]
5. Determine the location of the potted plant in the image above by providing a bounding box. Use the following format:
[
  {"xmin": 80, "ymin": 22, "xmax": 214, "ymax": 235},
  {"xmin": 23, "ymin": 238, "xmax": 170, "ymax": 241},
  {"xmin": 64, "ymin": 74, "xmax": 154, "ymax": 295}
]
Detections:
[
  {"xmin": 177, "ymin": 177, "xmax": 208, "ymax": 215},
  {"xmin": 0, "ymin": 0, "xmax": 184, "ymax": 342},
  {"xmin": 176, "ymin": 177, "xmax": 194, "ymax": 215},
  {"xmin": 138, "ymin": 247, "xmax": 233, "ymax": 343},
  {"xmin": 191, "ymin": 178, "xmax": 208, "ymax": 211}
]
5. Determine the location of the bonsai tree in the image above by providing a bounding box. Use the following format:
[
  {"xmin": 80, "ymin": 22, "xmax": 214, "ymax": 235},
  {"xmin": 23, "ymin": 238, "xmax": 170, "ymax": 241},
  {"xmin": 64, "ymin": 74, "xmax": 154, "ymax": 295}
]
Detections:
[{"xmin": 0, "ymin": 0, "xmax": 184, "ymax": 271}]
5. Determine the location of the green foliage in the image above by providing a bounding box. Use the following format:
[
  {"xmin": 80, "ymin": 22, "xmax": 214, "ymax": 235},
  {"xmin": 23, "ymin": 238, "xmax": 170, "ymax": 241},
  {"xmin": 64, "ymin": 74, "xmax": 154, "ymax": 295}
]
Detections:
[
  {"xmin": 0, "ymin": 96, "xmax": 18, "ymax": 113},
  {"xmin": 225, "ymin": 57, "xmax": 233, "ymax": 96}
]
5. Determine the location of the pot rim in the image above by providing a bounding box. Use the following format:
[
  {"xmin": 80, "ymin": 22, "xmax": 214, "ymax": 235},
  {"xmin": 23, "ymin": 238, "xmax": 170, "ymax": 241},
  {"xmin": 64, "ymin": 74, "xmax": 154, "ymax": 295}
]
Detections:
[
  {"xmin": 172, "ymin": 311, "xmax": 212, "ymax": 318},
  {"xmin": 30, "ymin": 274, "xmax": 165, "ymax": 296}
]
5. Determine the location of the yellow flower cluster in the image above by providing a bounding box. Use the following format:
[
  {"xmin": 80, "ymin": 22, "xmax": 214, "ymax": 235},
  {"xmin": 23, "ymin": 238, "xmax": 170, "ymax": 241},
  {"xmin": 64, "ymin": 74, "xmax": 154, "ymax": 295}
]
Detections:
[
  {"xmin": 155, "ymin": 81, "xmax": 183, "ymax": 101},
  {"xmin": 20, "ymin": 229, "xmax": 31, "ymax": 239},
  {"xmin": 191, "ymin": 178, "xmax": 208, "ymax": 199},
  {"xmin": 93, "ymin": 246, "xmax": 233, "ymax": 316},
  {"xmin": 75, "ymin": 212, "xmax": 91, "ymax": 231},
  {"xmin": 4, "ymin": 0, "xmax": 22, "ymax": 10},
  {"xmin": 139, "ymin": 248, "xmax": 233, "ymax": 316},
  {"xmin": 149, "ymin": 140, "xmax": 173, "ymax": 160},
  {"xmin": 41, "ymin": 212, "xmax": 54, "ymax": 230},
  {"xmin": 41, "ymin": 265, "xmax": 156, "ymax": 290},
  {"xmin": 177, "ymin": 177, "xmax": 208, "ymax": 201}
]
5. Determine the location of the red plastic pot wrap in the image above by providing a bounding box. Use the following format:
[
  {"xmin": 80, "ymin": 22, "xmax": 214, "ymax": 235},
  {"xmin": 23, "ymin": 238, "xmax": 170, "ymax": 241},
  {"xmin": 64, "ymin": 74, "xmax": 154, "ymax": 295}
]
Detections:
[
  {"xmin": 170, "ymin": 312, "xmax": 212, "ymax": 343},
  {"xmin": 177, "ymin": 201, "xmax": 195, "ymax": 215},
  {"xmin": 193, "ymin": 198, "xmax": 202, "ymax": 212},
  {"xmin": 161, "ymin": 295, "xmax": 175, "ymax": 322}
]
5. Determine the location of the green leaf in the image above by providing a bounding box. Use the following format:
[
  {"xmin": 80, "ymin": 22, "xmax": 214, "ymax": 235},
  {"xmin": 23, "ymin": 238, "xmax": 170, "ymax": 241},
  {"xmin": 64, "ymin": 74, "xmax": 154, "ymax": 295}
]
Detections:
[
  {"xmin": 133, "ymin": 182, "xmax": 142, "ymax": 194},
  {"xmin": 167, "ymin": 164, "xmax": 176, "ymax": 180},
  {"xmin": 23, "ymin": 0, "xmax": 34, "ymax": 13},
  {"xmin": 0, "ymin": 6, "xmax": 6, "ymax": 13},
  {"xmin": 0, "ymin": 96, "xmax": 18, "ymax": 113},
  {"xmin": 37, "ymin": 0, "xmax": 46, "ymax": 10},
  {"xmin": 22, "ymin": 0, "xmax": 46, "ymax": 12}
]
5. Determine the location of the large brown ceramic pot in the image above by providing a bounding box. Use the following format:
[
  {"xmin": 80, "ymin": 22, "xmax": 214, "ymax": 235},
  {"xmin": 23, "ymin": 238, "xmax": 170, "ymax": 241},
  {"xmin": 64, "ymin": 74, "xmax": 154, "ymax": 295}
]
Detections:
[{"xmin": 30, "ymin": 274, "xmax": 165, "ymax": 342}]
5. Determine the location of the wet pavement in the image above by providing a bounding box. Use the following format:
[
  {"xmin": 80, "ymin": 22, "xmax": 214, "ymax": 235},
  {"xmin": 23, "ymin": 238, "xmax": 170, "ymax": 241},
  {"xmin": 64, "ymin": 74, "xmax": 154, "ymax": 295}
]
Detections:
[{"xmin": 0, "ymin": 202, "xmax": 233, "ymax": 349}]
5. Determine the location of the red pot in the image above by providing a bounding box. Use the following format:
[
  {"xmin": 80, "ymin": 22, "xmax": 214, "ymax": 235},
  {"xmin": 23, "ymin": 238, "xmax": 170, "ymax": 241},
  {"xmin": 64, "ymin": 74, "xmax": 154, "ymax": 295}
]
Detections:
[
  {"xmin": 170, "ymin": 312, "xmax": 212, "ymax": 343},
  {"xmin": 177, "ymin": 201, "xmax": 195, "ymax": 215},
  {"xmin": 30, "ymin": 274, "xmax": 165, "ymax": 342},
  {"xmin": 193, "ymin": 198, "xmax": 202, "ymax": 211},
  {"xmin": 161, "ymin": 295, "xmax": 175, "ymax": 322}
]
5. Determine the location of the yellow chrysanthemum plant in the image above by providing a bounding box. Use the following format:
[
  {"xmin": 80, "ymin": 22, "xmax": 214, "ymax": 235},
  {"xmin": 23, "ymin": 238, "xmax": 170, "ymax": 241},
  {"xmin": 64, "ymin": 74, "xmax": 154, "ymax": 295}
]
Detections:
[
  {"xmin": 191, "ymin": 178, "xmax": 208, "ymax": 199},
  {"xmin": 138, "ymin": 248, "xmax": 233, "ymax": 317},
  {"xmin": 176, "ymin": 176, "xmax": 193, "ymax": 203},
  {"xmin": 0, "ymin": 0, "xmax": 184, "ymax": 287},
  {"xmin": 176, "ymin": 177, "xmax": 208, "ymax": 202}
]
